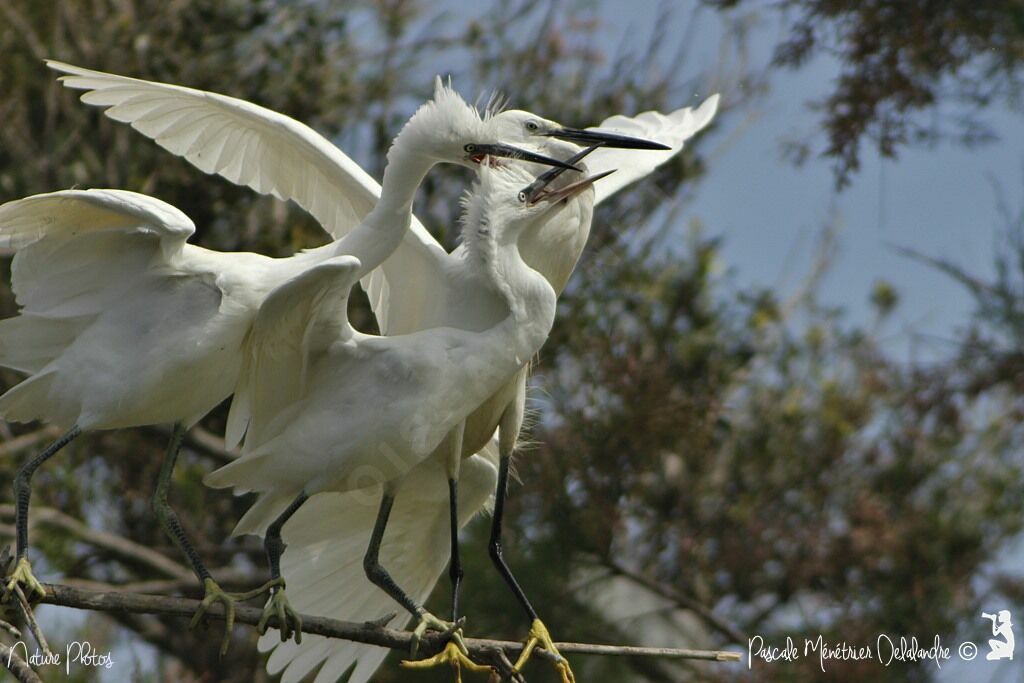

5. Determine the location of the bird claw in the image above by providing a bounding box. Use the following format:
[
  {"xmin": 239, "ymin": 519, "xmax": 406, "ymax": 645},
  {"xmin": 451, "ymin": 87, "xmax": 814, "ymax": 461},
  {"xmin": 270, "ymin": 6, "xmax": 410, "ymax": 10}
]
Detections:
[
  {"xmin": 409, "ymin": 612, "xmax": 466, "ymax": 659},
  {"xmin": 513, "ymin": 619, "xmax": 576, "ymax": 683},
  {"xmin": 3, "ymin": 557, "xmax": 46, "ymax": 603},
  {"xmin": 401, "ymin": 640, "xmax": 494, "ymax": 683},
  {"xmin": 257, "ymin": 582, "xmax": 302, "ymax": 644},
  {"xmin": 188, "ymin": 577, "xmax": 266, "ymax": 657}
]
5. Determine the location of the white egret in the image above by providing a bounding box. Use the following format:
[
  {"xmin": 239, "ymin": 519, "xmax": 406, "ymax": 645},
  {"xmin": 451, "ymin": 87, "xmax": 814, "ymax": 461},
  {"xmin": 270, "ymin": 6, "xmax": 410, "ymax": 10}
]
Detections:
[
  {"xmin": 0, "ymin": 76, "xmax": 579, "ymax": 653},
  {"xmin": 203, "ymin": 161, "xmax": 606, "ymax": 672},
  {"xmin": 251, "ymin": 98, "xmax": 718, "ymax": 683},
  {"xmin": 46, "ymin": 60, "xmax": 717, "ymax": 677}
]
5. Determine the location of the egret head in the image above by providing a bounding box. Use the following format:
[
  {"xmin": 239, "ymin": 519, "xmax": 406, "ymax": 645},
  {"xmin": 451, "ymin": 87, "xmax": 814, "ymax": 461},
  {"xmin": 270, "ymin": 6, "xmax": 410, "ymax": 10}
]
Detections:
[
  {"xmin": 464, "ymin": 163, "xmax": 614, "ymax": 245},
  {"xmin": 394, "ymin": 78, "xmax": 577, "ymax": 171},
  {"xmin": 488, "ymin": 109, "xmax": 672, "ymax": 151}
]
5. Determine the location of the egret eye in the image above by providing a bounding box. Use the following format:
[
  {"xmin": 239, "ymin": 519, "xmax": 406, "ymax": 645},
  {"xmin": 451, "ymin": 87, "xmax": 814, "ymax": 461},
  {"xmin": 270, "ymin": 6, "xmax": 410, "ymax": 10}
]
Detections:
[
  {"xmin": 464, "ymin": 144, "xmax": 476, "ymax": 153},
  {"xmin": 517, "ymin": 191, "xmax": 527, "ymax": 203},
  {"xmin": 525, "ymin": 121, "xmax": 540, "ymax": 133}
]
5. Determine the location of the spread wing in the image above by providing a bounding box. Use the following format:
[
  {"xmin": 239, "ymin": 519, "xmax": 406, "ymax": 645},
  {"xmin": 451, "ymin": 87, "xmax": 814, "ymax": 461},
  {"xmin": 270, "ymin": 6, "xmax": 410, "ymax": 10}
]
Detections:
[
  {"xmin": 585, "ymin": 93, "xmax": 719, "ymax": 205},
  {"xmin": 226, "ymin": 255, "xmax": 362, "ymax": 450},
  {"xmin": 49, "ymin": 60, "xmax": 453, "ymax": 336},
  {"xmin": 0, "ymin": 188, "xmax": 195, "ymax": 315},
  {"xmin": 49, "ymin": 60, "xmax": 382, "ymax": 241}
]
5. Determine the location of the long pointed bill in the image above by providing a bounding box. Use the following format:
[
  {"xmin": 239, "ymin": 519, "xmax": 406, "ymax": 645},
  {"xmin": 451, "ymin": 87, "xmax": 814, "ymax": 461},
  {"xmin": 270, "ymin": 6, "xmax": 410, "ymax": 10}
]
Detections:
[
  {"xmin": 520, "ymin": 145, "xmax": 600, "ymax": 203},
  {"xmin": 546, "ymin": 127, "xmax": 671, "ymax": 150},
  {"xmin": 465, "ymin": 143, "xmax": 581, "ymax": 171},
  {"xmin": 525, "ymin": 169, "xmax": 617, "ymax": 205}
]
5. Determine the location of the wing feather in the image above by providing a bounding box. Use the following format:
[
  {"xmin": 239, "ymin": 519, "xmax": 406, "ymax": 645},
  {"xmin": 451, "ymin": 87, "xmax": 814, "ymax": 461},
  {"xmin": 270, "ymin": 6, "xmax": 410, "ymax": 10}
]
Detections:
[
  {"xmin": 585, "ymin": 93, "xmax": 720, "ymax": 205},
  {"xmin": 49, "ymin": 60, "xmax": 381, "ymax": 241},
  {"xmin": 225, "ymin": 256, "xmax": 362, "ymax": 451}
]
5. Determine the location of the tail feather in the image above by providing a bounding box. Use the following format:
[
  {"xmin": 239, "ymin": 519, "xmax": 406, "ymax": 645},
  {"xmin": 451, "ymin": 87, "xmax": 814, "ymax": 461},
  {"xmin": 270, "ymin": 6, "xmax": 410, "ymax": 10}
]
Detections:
[
  {"xmin": 0, "ymin": 371, "xmax": 67, "ymax": 426},
  {"xmin": 256, "ymin": 447, "xmax": 499, "ymax": 683},
  {"xmin": 230, "ymin": 488, "xmax": 301, "ymax": 537},
  {"xmin": 0, "ymin": 315, "xmax": 90, "ymax": 374}
]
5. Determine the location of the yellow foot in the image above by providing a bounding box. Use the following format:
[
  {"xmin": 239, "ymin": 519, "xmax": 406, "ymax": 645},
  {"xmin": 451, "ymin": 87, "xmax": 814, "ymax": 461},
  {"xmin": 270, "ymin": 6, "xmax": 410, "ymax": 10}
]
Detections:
[
  {"xmin": 257, "ymin": 582, "xmax": 302, "ymax": 644},
  {"xmin": 188, "ymin": 577, "xmax": 280, "ymax": 657},
  {"xmin": 409, "ymin": 611, "xmax": 465, "ymax": 659},
  {"xmin": 514, "ymin": 619, "xmax": 576, "ymax": 683},
  {"xmin": 401, "ymin": 640, "xmax": 494, "ymax": 683},
  {"xmin": 4, "ymin": 557, "xmax": 45, "ymax": 601}
]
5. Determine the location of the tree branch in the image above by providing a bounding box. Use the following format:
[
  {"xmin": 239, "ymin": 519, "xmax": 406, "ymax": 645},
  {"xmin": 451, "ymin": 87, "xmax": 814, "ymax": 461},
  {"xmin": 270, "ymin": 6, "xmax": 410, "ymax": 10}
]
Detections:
[
  {"xmin": 0, "ymin": 640, "xmax": 43, "ymax": 683},
  {"xmin": 601, "ymin": 557, "xmax": 747, "ymax": 644},
  {"xmin": 0, "ymin": 428, "xmax": 62, "ymax": 460},
  {"xmin": 0, "ymin": 505, "xmax": 192, "ymax": 581},
  {"xmin": 38, "ymin": 583, "xmax": 742, "ymax": 664},
  {"xmin": 142, "ymin": 425, "xmax": 238, "ymax": 466},
  {"xmin": 61, "ymin": 567, "xmax": 255, "ymax": 596}
]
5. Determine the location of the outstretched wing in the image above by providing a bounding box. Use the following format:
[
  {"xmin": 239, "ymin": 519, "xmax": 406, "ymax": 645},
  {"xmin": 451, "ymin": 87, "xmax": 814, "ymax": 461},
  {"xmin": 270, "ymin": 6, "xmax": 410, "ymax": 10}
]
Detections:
[
  {"xmin": 49, "ymin": 60, "xmax": 381, "ymax": 241},
  {"xmin": 585, "ymin": 93, "xmax": 720, "ymax": 206},
  {"xmin": 0, "ymin": 189, "xmax": 197, "ymax": 424},
  {"xmin": 49, "ymin": 60, "xmax": 453, "ymax": 336},
  {"xmin": 226, "ymin": 255, "xmax": 362, "ymax": 450},
  {"xmin": 0, "ymin": 188, "xmax": 194, "ymax": 315}
]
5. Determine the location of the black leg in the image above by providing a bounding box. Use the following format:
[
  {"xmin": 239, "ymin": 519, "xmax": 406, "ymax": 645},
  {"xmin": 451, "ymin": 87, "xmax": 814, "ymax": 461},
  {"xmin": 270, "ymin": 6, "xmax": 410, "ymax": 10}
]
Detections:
[
  {"xmin": 14, "ymin": 426, "xmax": 81, "ymax": 560},
  {"xmin": 265, "ymin": 491, "xmax": 309, "ymax": 583},
  {"xmin": 152, "ymin": 423, "xmax": 211, "ymax": 583},
  {"xmin": 488, "ymin": 454, "xmax": 538, "ymax": 622},
  {"xmin": 448, "ymin": 477, "xmax": 463, "ymax": 620},
  {"xmin": 364, "ymin": 491, "xmax": 423, "ymax": 619}
]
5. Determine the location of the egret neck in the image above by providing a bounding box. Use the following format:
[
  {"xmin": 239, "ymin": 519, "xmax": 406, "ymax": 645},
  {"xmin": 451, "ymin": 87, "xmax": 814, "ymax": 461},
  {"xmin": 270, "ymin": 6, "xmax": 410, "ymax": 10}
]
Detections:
[{"xmin": 325, "ymin": 142, "xmax": 435, "ymax": 278}]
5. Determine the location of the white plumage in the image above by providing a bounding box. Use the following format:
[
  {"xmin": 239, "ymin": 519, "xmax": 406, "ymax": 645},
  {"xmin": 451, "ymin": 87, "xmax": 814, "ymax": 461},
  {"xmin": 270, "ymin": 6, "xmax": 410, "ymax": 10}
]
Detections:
[
  {"xmin": 40, "ymin": 61, "xmax": 720, "ymax": 681},
  {"xmin": 206, "ymin": 163, "xmax": 558, "ymax": 503}
]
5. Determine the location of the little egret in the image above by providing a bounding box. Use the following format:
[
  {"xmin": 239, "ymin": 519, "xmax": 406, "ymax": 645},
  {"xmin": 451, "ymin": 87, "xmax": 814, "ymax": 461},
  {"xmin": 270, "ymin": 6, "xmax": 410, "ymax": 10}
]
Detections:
[
  {"xmin": 203, "ymin": 162, "xmax": 607, "ymax": 672},
  {"xmin": 47, "ymin": 60, "xmax": 717, "ymax": 676},
  {"xmin": 255, "ymin": 97, "xmax": 719, "ymax": 683},
  {"xmin": 0, "ymin": 76, "xmax": 577, "ymax": 653}
]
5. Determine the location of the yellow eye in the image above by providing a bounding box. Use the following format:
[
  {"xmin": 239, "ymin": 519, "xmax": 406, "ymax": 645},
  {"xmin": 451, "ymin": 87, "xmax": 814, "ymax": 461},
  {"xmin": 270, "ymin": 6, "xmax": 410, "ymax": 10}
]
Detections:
[{"xmin": 525, "ymin": 121, "xmax": 540, "ymax": 133}]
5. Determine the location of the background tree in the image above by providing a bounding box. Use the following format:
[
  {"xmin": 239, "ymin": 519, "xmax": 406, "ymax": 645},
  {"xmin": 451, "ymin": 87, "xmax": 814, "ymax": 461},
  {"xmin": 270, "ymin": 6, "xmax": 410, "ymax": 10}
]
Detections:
[
  {"xmin": 0, "ymin": 1, "xmax": 1021, "ymax": 682},
  {"xmin": 708, "ymin": 0, "xmax": 1024, "ymax": 187}
]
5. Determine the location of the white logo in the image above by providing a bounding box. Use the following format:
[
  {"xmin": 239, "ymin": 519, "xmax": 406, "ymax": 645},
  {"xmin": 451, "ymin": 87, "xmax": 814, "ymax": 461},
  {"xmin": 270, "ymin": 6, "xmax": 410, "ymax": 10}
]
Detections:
[{"xmin": 982, "ymin": 610, "xmax": 1014, "ymax": 661}]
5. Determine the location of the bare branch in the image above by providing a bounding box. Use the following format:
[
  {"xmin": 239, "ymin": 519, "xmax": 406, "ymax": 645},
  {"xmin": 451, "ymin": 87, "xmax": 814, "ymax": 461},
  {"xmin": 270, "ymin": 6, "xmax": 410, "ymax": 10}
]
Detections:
[
  {"xmin": 0, "ymin": 640, "xmax": 43, "ymax": 683},
  {"xmin": 38, "ymin": 583, "xmax": 743, "ymax": 664},
  {"xmin": 0, "ymin": 428, "xmax": 62, "ymax": 460},
  {"xmin": 142, "ymin": 425, "xmax": 238, "ymax": 466},
  {"xmin": 601, "ymin": 557, "xmax": 746, "ymax": 644},
  {"xmin": 61, "ymin": 567, "xmax": 255, "ymax": 595},
  {"xmin": 8, "ymin": 583, "xmax": 52, "ymax": 661},
  {"xmin": 0, "ymin": 506, "xmax": 192, "ymax": 581}
]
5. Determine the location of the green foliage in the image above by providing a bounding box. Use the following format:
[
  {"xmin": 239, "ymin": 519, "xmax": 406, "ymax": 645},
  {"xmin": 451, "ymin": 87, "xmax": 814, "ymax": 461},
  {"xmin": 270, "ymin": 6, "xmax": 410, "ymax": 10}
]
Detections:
[
  {"xmin": 0, "ymin": 2, "xmax": 1021, "ymax": 683},
  {"xmin": 709, "ymin": 0, "xmax": 1024, "ymax": 187}
]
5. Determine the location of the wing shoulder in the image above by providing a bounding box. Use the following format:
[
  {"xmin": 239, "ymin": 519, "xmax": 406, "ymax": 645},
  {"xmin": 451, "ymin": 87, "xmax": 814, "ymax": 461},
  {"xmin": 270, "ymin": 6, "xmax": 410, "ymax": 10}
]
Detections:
[
  {"xmin": 49, "ymin": 60, "xmax": 381, "ymax": 240},
  {"xmin": 229, "ymin": 256, "xmax": 362, "ymax": 449}
]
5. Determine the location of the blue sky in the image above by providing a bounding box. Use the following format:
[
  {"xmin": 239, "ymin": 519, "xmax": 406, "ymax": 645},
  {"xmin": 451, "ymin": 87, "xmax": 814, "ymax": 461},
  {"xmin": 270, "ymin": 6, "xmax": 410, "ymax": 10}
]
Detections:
[
  {"xmin": 593, "ymin": 2, "xmax": 1020, "ymax": 361},
  {"xmin": 590, "ymin": 4, "xmax": 1023, "ymax": 681}
]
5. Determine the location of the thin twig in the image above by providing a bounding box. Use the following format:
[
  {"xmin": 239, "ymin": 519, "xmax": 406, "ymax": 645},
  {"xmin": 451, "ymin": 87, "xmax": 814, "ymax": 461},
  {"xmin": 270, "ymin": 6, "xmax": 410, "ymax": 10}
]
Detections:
[
  {"xmin": 0, "ymin": 640, "xmax": 44, "ymax": 683},
  {"xmin": 10, "ymin": 584, "xmax": 52, "ymax": 660},
  {"xmin": 38, "ymin": 583, "xmax": 742, "ymax": 663},
  {"xmin": 0, "ymin": 428, "xmax": 62, "ymax": 460},
  {"xmin": 601, "ymin": 557, "xmax": 746, "ymax": 644},
  {"xmin": 142, "ymin": 425, "xmax": 238, "ymax": 466},
  {"xmin": 0, "ymin": 505, "xmax": 192, "ymax": 581},
  {"xmin": 0, "ymin": 617, "xmax": 22, "ymax": 639},
  {"xmin": 61, "ymin": 567, "xmax": 255, "ymax": 596}
]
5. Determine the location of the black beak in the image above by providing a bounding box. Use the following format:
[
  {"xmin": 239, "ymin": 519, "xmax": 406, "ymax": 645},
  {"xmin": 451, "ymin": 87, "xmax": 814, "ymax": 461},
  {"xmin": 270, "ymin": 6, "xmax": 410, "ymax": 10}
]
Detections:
[
  {"xmin": 545, "ymin": 127, "xmax": 671, "ymax": 150},
  {"xmin": 522, "ymin": 169, "xmax": 617, "ymax": 205},
  {"xmin": 521, "ymin": 144, "xmax": 616, "ymax": 205},
  {"xmin": 521, "ymin": 145, "xmax": 600, "ymax": 204},
  {"xmin": 465, "ymin": 143, "xmax": 581, "ymax": 171}
]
